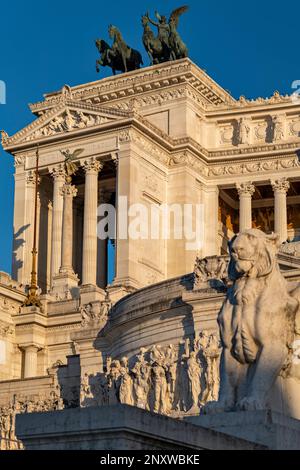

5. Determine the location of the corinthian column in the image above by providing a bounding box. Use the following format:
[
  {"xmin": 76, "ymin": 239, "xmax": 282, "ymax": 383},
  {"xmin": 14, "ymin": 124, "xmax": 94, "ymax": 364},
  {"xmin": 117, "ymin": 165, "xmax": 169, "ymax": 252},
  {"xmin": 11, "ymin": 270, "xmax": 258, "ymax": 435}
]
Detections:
[
  {"xmin": 82, "ymin": 158, "xmax": 103, "ymax": 286},
  {"xmin": 50, "ymin": 164, "xmax": 66, "ymax": 282},
  {"xmin": 60, "ymin": 183, "xmax": 78, "ymax": 274},
  {"xmin": 24, "ymin": 171, "xmax": 37, "ymax": 286},
  {"xmin": 271, "ymin": 177, "xmax": 290, "ymax": 243},
  {"xmin": 236, "ymin": 181, "xmax": 255, "ymax": 231}
]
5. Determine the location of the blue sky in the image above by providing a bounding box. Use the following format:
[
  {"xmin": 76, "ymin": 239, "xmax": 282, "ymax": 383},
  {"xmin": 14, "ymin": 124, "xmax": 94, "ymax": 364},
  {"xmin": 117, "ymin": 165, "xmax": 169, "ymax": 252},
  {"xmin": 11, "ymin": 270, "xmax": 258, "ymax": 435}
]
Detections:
[{"xmin": 0, "ymin": 0, "xmax": 299, "ymax": 275}]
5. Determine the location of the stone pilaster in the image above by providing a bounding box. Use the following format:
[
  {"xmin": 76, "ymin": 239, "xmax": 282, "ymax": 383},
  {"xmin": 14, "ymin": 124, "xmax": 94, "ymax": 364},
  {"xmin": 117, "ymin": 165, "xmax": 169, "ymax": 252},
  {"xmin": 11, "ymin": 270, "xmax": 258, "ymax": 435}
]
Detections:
[
  {"xmin": 23, "ymin": 344, "xmax": 39, "ymax": 378},
  {"xmin": 203, "ymin": 185, "xmax": 219, "ymax": 257},
  {"xmin": 49, "ymin": 164, "xmax": 66, "ymax": 283},
  {"xmin": 236, "ymin": 182, "xmax": 255, "ymax": 232},
  {"xmin": 81, "ymin": 158, "xmax": 103, "ymax": 286},
  {"xmin": 271, "ymin": 177, "xmax": 290, "ymax": 243}
]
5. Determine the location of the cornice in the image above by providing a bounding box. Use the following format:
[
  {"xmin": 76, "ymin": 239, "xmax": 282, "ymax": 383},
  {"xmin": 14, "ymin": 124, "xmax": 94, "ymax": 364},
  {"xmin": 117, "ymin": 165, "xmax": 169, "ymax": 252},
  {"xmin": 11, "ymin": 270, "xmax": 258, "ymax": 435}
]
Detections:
[{"xmin": 29, "ymin": 58, "xmax": 236, "ymax": 115}]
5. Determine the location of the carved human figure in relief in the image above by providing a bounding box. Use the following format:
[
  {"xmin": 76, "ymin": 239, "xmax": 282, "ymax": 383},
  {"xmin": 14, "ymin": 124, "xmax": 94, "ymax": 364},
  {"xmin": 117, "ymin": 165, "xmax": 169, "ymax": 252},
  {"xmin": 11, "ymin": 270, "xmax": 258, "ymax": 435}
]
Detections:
[
  {"xmin": 185, "ymin": 351, "xmax": 201, "ymax": 410},
  {"xmin": 202, "ymin": 333, "xmax": 221, "ymax": 402},
  {"xmin": 273, "ymin": 115, "xmax": 285, "ymax": 141},
  {"xmin": 64, "ymin": 110, "xmax": 77, "ymax": 131},
  {"xmin": 106, "ymin": 358, "xmax": 121, "ymax": 405},
  {"xmin": 165, "ymin": 344, "xmax": 177, "ymax": 406},
  {"xmin": 151, "ymin": 361, "xmax": 168, "ymax": 414},
  {"xmin": 132, "ymin": 349, "xmax": 151, "ymax": 410},
  {"xmin": 80, "ymin": 373, "xmax": 91, "ymax": 405},
  {"xmin": 239, "ymin": 117, "xmax": 250, "ymax": 145},
  {"xmin": 204, "ymin": 229, "xmax": 300, "ymax": 413},
  {"xmin": 119, "ymin": 357, "xmax": 134, "ymax": 406}
]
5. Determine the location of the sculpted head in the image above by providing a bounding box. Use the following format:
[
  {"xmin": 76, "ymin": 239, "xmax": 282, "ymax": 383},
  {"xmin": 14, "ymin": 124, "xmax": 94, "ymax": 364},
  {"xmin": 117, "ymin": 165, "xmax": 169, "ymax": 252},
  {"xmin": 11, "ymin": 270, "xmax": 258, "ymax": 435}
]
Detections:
[{"xmin": 229, "ymin": 229, "xmax": 280, "ymax": 279}]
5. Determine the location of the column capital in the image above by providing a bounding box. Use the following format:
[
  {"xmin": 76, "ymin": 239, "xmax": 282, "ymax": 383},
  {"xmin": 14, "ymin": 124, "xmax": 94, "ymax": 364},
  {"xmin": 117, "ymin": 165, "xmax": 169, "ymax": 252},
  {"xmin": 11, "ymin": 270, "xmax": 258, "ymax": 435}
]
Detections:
[
  {"xmin": 271, "ymin": 177, "xmax": 290, "ymax": 194},
  {"xmin": 236, "ymin": 181, "xmax": 255, "ymax": 197},
  {"xmin": 49, "ymin": 163, "xmax": 66, "ymax": 181},
  {"xmin": 19, "ymin": 343, "xmax": 42, "ymax": 352},
  {"xmin": 26, "ymin": 170, "xmax": 40, "ymax": 187},
  {"xmin": 81, "ymin": 157, "xmax": 103, "ymax": 173},
  {"xmin": 111, "ymin": 152, "xmax": 119, "ymax": 168},
  {"xmin": 60, "ymin": 183, "xmax": 78, "ymax": 198}
]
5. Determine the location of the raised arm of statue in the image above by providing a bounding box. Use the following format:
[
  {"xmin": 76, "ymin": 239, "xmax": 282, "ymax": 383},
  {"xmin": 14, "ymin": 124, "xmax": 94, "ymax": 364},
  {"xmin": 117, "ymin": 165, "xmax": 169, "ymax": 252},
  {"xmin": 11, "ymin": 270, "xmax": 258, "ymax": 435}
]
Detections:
[{"xmin": 147, "ymin": 13, "xmax": 159, "ymax": 27}]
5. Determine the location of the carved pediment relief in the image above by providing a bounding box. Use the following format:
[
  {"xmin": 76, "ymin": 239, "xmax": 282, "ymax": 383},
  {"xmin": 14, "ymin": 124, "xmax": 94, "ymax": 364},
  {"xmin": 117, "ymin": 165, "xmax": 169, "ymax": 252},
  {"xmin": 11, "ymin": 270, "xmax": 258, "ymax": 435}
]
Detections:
[
  {"xmin": 23, "ymin": 109, "xmax": 117, "ymax": 143},
  {"xmin": 2, "ymin": 102, "xmax": 130, "ymax": 147}
]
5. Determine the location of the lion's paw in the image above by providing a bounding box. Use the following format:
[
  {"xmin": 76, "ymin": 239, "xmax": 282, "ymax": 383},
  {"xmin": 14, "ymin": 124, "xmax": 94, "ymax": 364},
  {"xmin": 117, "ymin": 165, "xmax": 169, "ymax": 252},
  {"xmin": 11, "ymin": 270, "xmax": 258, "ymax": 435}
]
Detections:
[{"xmin": 236, "ymin": 396, "xmax": 265, "ymax": 412}]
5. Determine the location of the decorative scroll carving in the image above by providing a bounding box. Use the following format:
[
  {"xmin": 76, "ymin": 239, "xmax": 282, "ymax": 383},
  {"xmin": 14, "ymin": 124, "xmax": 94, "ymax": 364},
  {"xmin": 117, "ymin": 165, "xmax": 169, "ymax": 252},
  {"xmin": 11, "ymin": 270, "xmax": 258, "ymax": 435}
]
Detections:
[
  {"xmin": 0, "ymin": 321, "xmax": 14, "ymax": 337},
  {"xmin": 193, "ymin": 256, "xmax": 229, "ymax": 288},
  {"xmin": 80, "ymin": 335, "xmax": 221, "ymax": 417},
  {"xmin": 80, "ymin": 298, "xmax": 111, "ymax": 328},
  {"xmin": 279, "ymin": 241, "xmax": 300, "ymax": 258}
]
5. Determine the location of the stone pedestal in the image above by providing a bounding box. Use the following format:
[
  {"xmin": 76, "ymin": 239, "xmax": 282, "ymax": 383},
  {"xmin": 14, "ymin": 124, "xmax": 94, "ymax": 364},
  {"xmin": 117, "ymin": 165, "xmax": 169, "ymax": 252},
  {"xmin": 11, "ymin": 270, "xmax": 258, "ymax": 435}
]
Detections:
[
  {"xmin": 79, "ymin": 284, "xmax": 106, "ymax": 305},
  {"xmin": 15, "ymin": 405, "xmax": 263, "ymax": 450},
  {"xmin": 51, "ymin": 271, "xmax": 80, "ymax": 300},
  {"xmin": 188, "ymin": 410, "xmax": 300, "ymax": 450}
]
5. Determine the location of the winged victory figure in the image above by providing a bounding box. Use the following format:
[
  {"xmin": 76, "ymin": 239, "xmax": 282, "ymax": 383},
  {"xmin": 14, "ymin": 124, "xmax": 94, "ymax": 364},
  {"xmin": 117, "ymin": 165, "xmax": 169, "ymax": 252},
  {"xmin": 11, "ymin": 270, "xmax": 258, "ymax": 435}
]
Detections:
[
  {"xmin": 145, "ymin": 5, "xmax": 189, "ymax": 63},
  {"xmin": 60, "ymin": 148, "xmax": 84, "ymax": 181}
]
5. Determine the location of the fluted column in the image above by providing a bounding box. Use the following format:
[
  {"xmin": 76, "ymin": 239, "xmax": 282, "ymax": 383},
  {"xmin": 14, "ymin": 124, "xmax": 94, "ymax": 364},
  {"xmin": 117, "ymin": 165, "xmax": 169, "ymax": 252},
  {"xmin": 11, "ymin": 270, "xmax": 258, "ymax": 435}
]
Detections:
[
  {"xmin": 50, "ymin": 165, "xmax": 65, "ymax": 282},
  {"xmin": 60, "ymin": 183, "xmax": 77, "ymax": 274},
  {"xmin": 82, "ymin": 158, "xmax": 103, "ymax": 285},
  {"xmin": 271, "ymin": 177, "xmax": 290, "ymax": 243},
  {"xmin": 24, "ymin": 171, "xmax": 37, "ymax": 285},
  {"xmin": 112, "ymin": 153, "xmax": 118, "ymax": 280},
  {"xmin": 236, "ymin": 182, "xmax": 255, "ymax": 231},
  {"xmin": 23, "ymin": 345, "xmax": 39, "ymax": 378}
]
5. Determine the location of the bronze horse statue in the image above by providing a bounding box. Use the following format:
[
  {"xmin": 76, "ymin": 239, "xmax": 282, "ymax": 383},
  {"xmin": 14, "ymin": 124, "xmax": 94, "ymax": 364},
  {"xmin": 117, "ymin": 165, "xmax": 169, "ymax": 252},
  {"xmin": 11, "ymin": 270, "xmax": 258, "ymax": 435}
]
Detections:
[{"xmin": 96, "ymin": 26, "xmax": 143, "ymax": 75}]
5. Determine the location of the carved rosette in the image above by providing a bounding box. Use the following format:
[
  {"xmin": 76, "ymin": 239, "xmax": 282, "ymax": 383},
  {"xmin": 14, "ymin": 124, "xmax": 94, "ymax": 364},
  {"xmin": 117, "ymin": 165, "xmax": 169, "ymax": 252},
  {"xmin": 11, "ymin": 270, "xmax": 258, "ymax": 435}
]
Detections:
[
  {"xmin": 271, "ymin": 177, "xmax": 290, "ymax": 194},
  {"xmin": 82, "ymin": 158, "xmax": 103, "ymax": 174},
  {"xmin": 236, "ymin": 181, "xmax": 255, "ymax": 197}
]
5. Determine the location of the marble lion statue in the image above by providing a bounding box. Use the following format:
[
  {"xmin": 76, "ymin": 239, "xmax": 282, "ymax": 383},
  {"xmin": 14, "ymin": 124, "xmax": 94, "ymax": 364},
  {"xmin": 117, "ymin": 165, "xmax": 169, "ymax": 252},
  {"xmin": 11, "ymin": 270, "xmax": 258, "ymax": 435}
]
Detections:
[{"xmin": 205, "ymin": 228, "xmax": 300, "ymax": 413}]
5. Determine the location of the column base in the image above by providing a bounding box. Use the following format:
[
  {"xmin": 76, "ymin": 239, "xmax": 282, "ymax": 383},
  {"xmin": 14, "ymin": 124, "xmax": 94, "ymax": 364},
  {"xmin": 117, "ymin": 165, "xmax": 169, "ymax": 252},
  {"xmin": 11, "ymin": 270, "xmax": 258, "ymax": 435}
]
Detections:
[
  {"xmin": 51, "ymin": 270, "xmax": 79, "ymax": 301},
  {"xmin": 79, "ymin": 284, "xmax": 106, "ymax": 304}
]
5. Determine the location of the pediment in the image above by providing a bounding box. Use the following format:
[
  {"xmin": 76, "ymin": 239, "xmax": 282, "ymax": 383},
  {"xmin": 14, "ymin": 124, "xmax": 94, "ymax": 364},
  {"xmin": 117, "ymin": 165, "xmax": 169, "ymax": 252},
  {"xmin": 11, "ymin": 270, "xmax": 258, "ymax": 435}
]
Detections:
[{"xmin": 2, "ymin": 101, "xmax": 130, "ymax": 147}]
